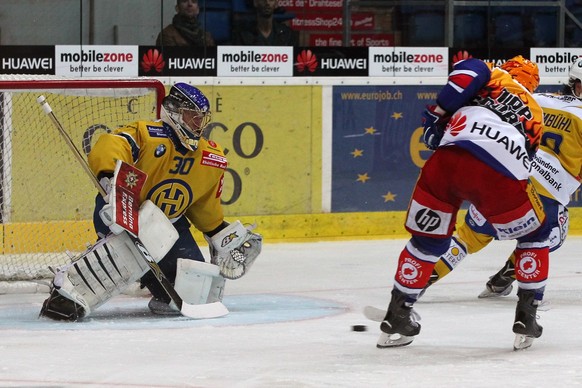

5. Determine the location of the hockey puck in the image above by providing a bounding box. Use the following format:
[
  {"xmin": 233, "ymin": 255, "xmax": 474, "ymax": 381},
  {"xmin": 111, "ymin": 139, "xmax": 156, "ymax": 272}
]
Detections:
[{"xmin": 351, "ymin": 325, "xmax": 367, "ymax": 332}]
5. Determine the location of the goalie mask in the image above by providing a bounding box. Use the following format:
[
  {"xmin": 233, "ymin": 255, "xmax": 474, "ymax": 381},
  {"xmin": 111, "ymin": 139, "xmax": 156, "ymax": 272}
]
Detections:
[
  {"xmin": 568, "ymin": 58, "xmax": 582, "ymax": 99},
  {"xmin": 161, "ymin": 83, "xmax": 211, "ymax": 151},
  {"xmin": 500, "ymin": 55, "xmax": 540, "ymax": 94}
]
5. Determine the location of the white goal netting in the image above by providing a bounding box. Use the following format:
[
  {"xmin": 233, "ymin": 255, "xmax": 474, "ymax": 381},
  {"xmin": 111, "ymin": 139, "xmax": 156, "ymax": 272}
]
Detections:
[{"xmin": 0, "ymin": 76, "xmax": 165, "ymax": 292}]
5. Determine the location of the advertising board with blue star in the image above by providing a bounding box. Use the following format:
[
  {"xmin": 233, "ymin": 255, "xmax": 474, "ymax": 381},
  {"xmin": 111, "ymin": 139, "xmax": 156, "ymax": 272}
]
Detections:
[
  {"xmin": 331, "ymin": 83, "xmax": 582, "ymax": 212},
  {"xmin": 331, "ymin": 85, "xmax": 441, "ymax": 212}
]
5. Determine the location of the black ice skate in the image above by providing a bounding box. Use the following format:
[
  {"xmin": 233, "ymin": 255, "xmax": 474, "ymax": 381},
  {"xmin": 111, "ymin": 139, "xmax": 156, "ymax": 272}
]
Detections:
[
  {"xmin": 478, "ymin": 259, "xmax": 515, "ymax": 298},
  {"xmin": 512, "ymin": 289, "xmax": 543, "ymax": 351},
  {"xmin": 377, "ymin": 288, "xmax": 421, "ymax": 348}
]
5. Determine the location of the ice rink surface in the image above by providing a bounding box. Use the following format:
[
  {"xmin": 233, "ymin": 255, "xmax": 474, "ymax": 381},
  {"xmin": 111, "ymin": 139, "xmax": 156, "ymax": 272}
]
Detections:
[{"xmin": 1, "ymin": 236, "xmax": 582, "ymax": 387}]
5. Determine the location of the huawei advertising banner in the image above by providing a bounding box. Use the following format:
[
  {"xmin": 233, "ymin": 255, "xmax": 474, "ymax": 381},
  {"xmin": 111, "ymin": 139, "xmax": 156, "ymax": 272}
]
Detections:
[
  {"xmin": 138, "ymin": 47, "xmax": 217, "ymax": 77},
  {"xmin": 0, "ymin": 46, "xmax": 54, "ymax": 75},
  {"xmin": 293, "ymin": 47, "xmax": 368, "ymax": 76}
]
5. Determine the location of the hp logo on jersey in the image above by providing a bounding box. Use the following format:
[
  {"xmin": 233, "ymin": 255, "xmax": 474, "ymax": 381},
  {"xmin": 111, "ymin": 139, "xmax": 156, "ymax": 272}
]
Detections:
[
  {"xmin": 406, "ymin": 200, "xmax": 452, "ymax": 235},
  {"xmin": 414, "ymin": 209, "xmax": 441, "ymax": 232}
]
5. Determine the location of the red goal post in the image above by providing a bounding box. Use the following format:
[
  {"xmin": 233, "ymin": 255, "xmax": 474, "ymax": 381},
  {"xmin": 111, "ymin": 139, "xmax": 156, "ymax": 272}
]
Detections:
[{"xmin": 0, "ymin": 76, "xmax": 166, "ymax": 292}]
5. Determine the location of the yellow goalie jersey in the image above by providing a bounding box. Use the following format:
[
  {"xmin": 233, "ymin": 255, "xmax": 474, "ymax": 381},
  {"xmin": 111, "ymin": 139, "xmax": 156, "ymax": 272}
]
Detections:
[
  {"xmin": 531, "ymin": 93, "xmax": 582, "ymax": 205},
  {"xmin": 88, "ymin": 120, "xmax": 227, "ymax": 233}
]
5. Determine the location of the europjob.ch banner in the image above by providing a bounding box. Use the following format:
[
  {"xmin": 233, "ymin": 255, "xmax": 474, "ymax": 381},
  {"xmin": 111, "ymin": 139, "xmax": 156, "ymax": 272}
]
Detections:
[
  {"xmin": 330, "ymin": 83, "xmax": 582, "ymax": 211},
  {"xmin": 331, "ymin": 84, "xmax": 441, "ymax": 212}
]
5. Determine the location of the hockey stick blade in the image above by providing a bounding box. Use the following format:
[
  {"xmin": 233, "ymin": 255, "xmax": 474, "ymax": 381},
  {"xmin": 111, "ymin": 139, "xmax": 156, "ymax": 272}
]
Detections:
[
  {"xmin": 180, "ymin": 301, "xmax": 229, "ymax": 319},
  {"xmin": 363, "ymin": 305, "xmax": 385, "ymax": 322},
  {"xmin": 131, "ymin": 236, "xmax": 229, "ymax": 319}
]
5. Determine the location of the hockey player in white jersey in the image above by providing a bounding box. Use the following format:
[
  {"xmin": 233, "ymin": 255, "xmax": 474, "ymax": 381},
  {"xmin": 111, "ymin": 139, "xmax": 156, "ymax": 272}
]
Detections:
[
  {"xmin": 40, "ymin": 83, "xmax": 262, "ymax": 320},
  {"xmin": 376, "ymin": 53, "xmax": 550, "ymax": 351},
  {"xmin": 423, "ymin": 56, "xmax": 582, "ymax": 349}
]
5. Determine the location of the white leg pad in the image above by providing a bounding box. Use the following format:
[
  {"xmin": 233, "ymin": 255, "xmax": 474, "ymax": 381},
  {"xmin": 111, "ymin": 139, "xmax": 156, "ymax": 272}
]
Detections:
[
  {"xmin": 53, "ymin": 232, "xmax": 152, "ymax": 316},
  {"xmin": 174, "ymin": 259, "xmax": 226, "ymax": 305},
  {"xmin": 49, "ymin": 201, "xmax": 179, "ymax": 318}
]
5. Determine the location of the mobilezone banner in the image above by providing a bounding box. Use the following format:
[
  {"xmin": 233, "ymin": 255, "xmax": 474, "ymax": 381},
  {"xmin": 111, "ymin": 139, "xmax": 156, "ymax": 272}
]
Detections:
[
  {"xmin": 2, "ymin": 46, "xmax": 582, "ymax": 79},
  {"xmin": 3, "ymin": 84, "xmax": 578, "ymax": 218}
]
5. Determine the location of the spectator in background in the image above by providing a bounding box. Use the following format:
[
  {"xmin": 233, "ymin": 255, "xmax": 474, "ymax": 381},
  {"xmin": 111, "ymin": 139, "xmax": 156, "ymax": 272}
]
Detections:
[
  {"xmin": 156, "ymin": 0, "xmax": 214, "ymax": 46},
  {"xmin": 232, "ymin": 0, "xmax": 297, "ymax": 46}
]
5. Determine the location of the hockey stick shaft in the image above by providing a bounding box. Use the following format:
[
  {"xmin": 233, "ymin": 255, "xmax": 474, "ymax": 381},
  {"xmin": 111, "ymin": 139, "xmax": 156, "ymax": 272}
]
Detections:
[
  {"xmin": 37, "ymin": 96, "xmax": 227, "ymax": 319},
  {"xmin": 37, "ymin": 96, "xmax": 107, "ymax": 198}
]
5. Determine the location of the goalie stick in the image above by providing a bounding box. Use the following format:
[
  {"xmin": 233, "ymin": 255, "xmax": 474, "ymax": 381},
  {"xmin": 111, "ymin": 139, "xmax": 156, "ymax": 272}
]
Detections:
[{"xmin": 37, "ymin": 95, "xmax": 228, "ymax": 320}]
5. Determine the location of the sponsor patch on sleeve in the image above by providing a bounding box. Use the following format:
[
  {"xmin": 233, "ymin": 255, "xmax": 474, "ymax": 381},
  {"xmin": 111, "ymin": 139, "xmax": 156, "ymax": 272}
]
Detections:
[
  {"xmin": 146, "ymin": 125, "xmax": 169, "ymax": 138},
  {"xmin": 201, "ymin": 150, "xmax": 227, "ymax": 169}
]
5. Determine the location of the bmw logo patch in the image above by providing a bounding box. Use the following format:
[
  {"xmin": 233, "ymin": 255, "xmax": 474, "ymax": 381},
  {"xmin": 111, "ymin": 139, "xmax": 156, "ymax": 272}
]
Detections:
[{"xmin": 154, "ymin": 144, "xmax": 166, "ymax": 157}]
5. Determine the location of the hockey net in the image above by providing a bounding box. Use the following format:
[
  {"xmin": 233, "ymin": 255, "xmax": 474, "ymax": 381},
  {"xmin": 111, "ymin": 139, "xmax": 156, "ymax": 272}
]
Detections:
[{"xmin": 0, "ymin": 76, "xmax": 166, "ymax": 293}]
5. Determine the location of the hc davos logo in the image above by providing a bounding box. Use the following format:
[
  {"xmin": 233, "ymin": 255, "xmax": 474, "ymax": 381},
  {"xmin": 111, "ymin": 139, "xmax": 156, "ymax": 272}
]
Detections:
[
  {"xmin": 147, "ymin": 179, "xmax": 193, "ymax": 219},
  {"xmin": 414, "ymin": 209, "xmax": 441, "ymax": 232}
]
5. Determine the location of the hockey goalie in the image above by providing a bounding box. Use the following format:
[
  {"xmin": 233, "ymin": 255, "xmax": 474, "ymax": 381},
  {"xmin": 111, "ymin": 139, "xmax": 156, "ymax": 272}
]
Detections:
[{"xmin": 40, "ymin": 83, "xmax": 262, "ymax": 321}]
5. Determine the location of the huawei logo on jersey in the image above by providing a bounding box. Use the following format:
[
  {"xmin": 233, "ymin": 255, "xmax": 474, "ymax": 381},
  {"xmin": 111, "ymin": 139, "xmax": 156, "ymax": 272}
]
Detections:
[
  {"xmin": 296, "ymin": 50, "xmax": 318, "ymax": 73},
  {"xmin": 447, "ymin": 112, "xmax": 467, "ymax": 136},
  {"xmin": 141, "ymin": 49, "xmax": 165, "ymax": 73}
]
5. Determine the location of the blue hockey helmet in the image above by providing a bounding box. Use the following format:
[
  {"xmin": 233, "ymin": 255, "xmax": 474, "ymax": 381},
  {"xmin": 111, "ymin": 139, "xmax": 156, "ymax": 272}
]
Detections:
[{"xmin": 161, "ymin": 82, "xmax": 211, "ymax": 151}]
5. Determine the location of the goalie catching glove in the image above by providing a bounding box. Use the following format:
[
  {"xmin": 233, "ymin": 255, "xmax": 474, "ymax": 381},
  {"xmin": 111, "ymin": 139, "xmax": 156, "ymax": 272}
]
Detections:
[{"xmin": 204, "ymin": 221, "xmax": 262, "ymax": 280}]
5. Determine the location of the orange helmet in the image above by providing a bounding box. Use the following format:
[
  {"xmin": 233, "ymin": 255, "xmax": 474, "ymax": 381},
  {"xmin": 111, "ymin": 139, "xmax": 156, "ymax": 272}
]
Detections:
[{"xmin": 500, "ymin": 55, "xmax": 540, "ymax": 93}]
